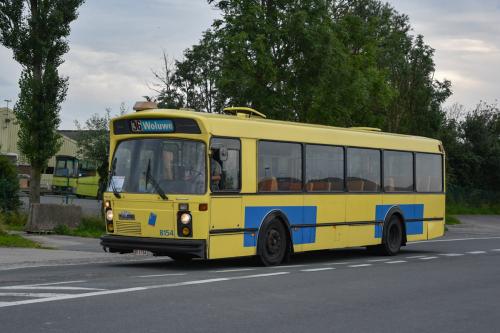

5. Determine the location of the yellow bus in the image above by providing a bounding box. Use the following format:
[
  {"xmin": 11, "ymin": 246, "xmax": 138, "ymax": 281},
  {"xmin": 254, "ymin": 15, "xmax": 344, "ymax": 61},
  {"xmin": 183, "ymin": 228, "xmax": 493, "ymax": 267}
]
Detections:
[
  {"xmin": 52, "ymin": 155, "xmax": 78, "ymax": 194},
  {"xmin": 52, "ymin": 155, "xmax": 100, "ymax": 198},
  {"xmin": 76, "ymin": 160, "xmax": 100, "ymax": 198},
  {"xmin": 101, "ymin": 103, "xmax": 445, "ymax": 265}
]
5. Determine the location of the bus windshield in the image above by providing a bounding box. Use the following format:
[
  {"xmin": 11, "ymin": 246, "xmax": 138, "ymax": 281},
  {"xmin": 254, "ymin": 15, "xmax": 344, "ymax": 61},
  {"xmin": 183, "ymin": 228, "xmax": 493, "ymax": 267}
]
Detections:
[
  {"xmin": 112, "ymin": 138, "xmax": 206, "ymax": 195},
  {"xmin": 55, "ymin": 157, "xmax": 77, "ymax": 177}
]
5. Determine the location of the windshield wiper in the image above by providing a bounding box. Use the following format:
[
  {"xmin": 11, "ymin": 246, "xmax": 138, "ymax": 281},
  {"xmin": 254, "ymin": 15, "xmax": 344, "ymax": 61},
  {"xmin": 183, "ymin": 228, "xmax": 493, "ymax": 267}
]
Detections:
[
  {"xmin": 108, "ymin": 157, "xmax": 121, "ymax": 198},
  {"xmin": 145, "ymin": 159, "xmax": 168, "ymax": 200}
]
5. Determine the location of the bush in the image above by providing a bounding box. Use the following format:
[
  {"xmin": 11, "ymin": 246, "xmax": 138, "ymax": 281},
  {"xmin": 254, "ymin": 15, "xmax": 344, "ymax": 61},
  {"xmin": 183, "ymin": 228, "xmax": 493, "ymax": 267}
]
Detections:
[
  {"xmin": 0, "ymin": 211, "xmax": 28, "ymax": 231},
  {"xmin": 0, "ymin": 155, "xmax": 20, "ymax": 212},
  {"xmin": 53, "ymin": 216, "xmax": 105, "ymax": 238}
]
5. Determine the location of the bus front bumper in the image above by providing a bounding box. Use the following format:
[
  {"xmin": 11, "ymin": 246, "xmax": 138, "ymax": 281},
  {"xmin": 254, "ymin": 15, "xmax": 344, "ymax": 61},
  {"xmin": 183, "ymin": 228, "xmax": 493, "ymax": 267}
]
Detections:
[{"xmin": 100, "ymin": 235, "xmax": 206, "ymax": 259}]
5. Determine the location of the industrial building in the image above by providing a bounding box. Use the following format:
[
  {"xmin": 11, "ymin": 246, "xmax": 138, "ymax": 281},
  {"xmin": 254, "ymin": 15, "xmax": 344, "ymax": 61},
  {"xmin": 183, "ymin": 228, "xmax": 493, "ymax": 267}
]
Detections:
[{"xmin": 0, "ymin": 107, "xmax": 80, "ymax": 190}]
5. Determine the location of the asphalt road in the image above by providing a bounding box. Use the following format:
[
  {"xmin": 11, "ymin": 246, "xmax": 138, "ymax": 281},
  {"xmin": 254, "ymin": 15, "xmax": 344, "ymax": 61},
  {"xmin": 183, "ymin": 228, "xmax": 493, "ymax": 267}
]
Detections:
[{"xmin": 1, "ymin": 218, "xmax": 500, "ymax": 333}]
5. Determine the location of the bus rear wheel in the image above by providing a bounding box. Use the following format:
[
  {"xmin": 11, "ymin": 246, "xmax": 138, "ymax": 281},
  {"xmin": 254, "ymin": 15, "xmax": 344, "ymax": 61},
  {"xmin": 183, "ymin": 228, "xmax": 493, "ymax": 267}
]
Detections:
[
  {"xmin": 258, "ymin": 219, "xmax": 288, "ymax": 266},
  {"xmin": 370, "ymin": 215, "xmax": 403, "ymax": 256}
]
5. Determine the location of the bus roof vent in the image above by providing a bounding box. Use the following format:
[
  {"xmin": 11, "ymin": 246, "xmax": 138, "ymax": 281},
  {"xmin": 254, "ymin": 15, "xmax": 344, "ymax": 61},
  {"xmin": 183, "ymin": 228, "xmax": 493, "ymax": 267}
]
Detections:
[
  {"xmin": 223, "ymin": 107, "xmax": 266, "ymax": 119},
  {"xmin": 349, "ymin": 127, "xmax": 382, "ymax": 132},
  {"xmin": 133, "ymin": 101, "xmax": 158, "ymax": 112}
]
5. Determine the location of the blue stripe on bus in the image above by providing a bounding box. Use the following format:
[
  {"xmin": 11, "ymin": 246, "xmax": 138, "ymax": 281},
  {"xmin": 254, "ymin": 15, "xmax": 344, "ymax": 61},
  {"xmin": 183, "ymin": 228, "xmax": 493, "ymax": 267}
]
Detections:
[
  {"xmin": 375, "ymin": 204, "xmax": 424, "ymax": 238},
  {"xmin": 243, "ymin": 206, "xmax": 317, "ymax": 247}
]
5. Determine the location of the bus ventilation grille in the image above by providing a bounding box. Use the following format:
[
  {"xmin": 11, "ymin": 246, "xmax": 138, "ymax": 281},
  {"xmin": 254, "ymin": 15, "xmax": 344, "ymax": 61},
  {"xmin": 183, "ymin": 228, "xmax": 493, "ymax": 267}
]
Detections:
[{"xmin": 116, "ymin": 221, "xmax": 142, "ymax": 236}]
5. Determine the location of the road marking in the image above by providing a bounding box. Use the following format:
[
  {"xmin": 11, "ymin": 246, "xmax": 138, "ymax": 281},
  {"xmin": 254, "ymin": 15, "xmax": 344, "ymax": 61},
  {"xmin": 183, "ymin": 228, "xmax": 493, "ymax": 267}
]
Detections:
[
  {"xmin": 367, "ymin": 258, "xmax": 391, "ymax": 262},
  {"xmin": 438, "ymin": 253, "xmax": 464, "ymax": 257},
  {"xmin": 467, "ymin": 251, "xmax": 486, "ymax": 254},
  {"xmin": 301, "ymin": 267, "xmax": 335, "ymax": 272},
  {"xmin": 405, "ymin": 255, "xmax": 427, "ymax": 259},
  {"xmin": 26, "ymin": 280, "xmax": 86, "ymax": 287},
  {"xmin": 134, "ymin": 273, "xmax": 187, "ymax": 278},
  {"xmin": 0, "ymin": 272, "xmax": 290, "ymax": 308},
  {"xmin": 0, "ymin": 286, "xmax": 104, "ymax": 291},
  {"xmin": 411, "ymin": 236, "xmax": 500, "ymax": 244},
  {"xmin": 419, "ymin": 256, "xmax": 438, "ymax": 260},
  {"xmin": 348, "ymin": 264, "xmax": 372, "ymax": 268},
  {"xmin": 213, "ymin": 268, "xmax": 256, "ymax": 273},
  {"xmin": 491, "ymin": 249, "xmax": 500, "ymax": 252},
  {"xmin": 268, "ymin": 264, "xmax": 306, "ymax": 269},
  {"xmin": 0, "ymin": 292, "xmax": 72, "ymax": 298},
  {"xmin": 0, "ymin": 257, "xmax": 163, "ymax": 272},
  {"xmin": 385, "ymin": 260, "xmax": 407, "ymax": 264},
  {"xmin": 231, "ymin": 272, "xmax": 290, "ymax": 280},
  {"xmin": 323, "ymin": 262, "xmax": 355, "ymax": 266}
]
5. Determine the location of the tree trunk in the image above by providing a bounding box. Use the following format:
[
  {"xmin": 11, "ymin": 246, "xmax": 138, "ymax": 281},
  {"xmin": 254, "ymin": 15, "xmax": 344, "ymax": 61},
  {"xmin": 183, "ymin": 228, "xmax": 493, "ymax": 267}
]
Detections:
[{"xmin": 29, "ymin": 166, "xmax": 41, "ymax": 205}]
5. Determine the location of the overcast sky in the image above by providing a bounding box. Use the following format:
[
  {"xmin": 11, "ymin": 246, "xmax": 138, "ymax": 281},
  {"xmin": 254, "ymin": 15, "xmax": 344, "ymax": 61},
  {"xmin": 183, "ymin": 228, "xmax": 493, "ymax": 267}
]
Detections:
[{"xmin": 0, "ymin": 0, "xmax": 499, "ymax": 129}]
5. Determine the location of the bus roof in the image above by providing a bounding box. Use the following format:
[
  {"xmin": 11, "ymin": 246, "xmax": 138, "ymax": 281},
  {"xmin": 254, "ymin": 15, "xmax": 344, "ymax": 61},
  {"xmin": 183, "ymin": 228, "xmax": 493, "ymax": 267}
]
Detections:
[{"xmin": 113, "ymin": 108, "xmax": 443, "ymax": 154}]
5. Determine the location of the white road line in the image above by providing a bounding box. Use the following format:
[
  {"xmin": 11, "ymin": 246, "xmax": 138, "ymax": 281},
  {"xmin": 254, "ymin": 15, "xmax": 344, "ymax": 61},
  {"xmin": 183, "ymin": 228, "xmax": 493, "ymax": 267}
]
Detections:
[
  {"xmin": 0, "ymin": 292, "xmax": 73, "ymax": 298},
  {"xmin": 301, "ymin": 267, "xmax": 335, "ymax": 272},
  {"xmin": 269, "ymin": 264, "xmax": 306, "ymax": 269},
  {"xmin": 231, "ymin": 272, "xmax": 290, "ymax": 280},
  {"xmin": 0, "ymin": 286, "xmax": 104, "ymax": 291},
  {"xmin": 134, "ymin": 273, "xmax": 187, "ymax": 278},
  {"xmin": 0, "ymin": 272, "xmax": 290, "ymax": 308},
  {"xmin": 405, "ymin": 255, "xmax": 427, "ymax": 259},
  {"xmin": 438, "ymin": 253, "xmax": 464, "ymax": 257},
  {"xmin": 491, "ymin": 249, "xmax": 500, "ymax": 252},
  {"xmin": 25, "ymin": 280, "xmax": 87, "ymax": 287},
  {"xmin": 348, "ymin": 264, "xmax": 372, "ymax": 268},
  {"xmin": 323, "ymin": 262, "xmax": 355, "ymax": 266},
  {"xmin": 0, "ymin": 257, "xmax": 163, "ymax": 271},
  {"xmin": 385, "ymin": 260, "xmax": 407, "ymax": 264},
  {"xmin": 419, "ymin": 256, "xmax": 438, "ymax": 260},
  {"xmin": 0, "ymin": 280, "xmax": 86, "ymax": 289},
  {"xmin": 367, "ymin": 258, "xmax": 391, "ymax": 262},
  {"xmin": 212, "ymin": 268, "xmax": 255, "ymax": 273},
  {"xmin": 467, "ymin": 251, "xmax": 486, "ymax": 254},
  {"xmin": 411, "ymin": 236, "xmax": 500, "ymax": 244}
]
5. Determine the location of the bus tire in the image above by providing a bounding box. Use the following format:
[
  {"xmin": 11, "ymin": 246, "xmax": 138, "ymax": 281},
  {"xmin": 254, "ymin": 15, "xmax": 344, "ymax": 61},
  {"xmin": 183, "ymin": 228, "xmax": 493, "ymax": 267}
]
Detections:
[
  {"xmin": 374, "ymin": 215, "xmax": 403, "ymax": 256},
  {"xmin": 257, "ymin": 219, "xmax": 288, "ymax": 266}
]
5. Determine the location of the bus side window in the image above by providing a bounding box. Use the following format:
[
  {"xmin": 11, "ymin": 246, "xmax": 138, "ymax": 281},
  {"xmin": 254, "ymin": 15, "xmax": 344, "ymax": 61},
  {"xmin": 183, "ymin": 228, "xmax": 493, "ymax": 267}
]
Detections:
[{"xmin": 210, "ymin": 138, "xmax": 241, "ymax": 192}]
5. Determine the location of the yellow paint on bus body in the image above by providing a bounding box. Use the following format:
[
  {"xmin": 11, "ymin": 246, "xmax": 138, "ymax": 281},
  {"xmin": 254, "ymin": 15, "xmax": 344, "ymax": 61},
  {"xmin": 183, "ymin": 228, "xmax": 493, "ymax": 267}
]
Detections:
[{"xmin": 103, "ymin": 108, "xmax": 445, "ymax": 260}]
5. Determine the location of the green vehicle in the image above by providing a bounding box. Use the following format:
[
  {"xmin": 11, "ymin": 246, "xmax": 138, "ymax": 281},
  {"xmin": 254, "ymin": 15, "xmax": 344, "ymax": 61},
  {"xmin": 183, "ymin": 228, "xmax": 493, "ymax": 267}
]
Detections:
[{"xmin": 52, "ymin": 156, "xmax": 100, "ymax": 198}]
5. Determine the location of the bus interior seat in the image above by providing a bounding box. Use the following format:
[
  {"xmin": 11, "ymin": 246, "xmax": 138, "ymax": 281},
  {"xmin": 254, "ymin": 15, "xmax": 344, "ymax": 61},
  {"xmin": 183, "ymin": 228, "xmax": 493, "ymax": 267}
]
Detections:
[
  {"xmin": 259, "ymin": 178, "xmax": 278, "ymax": 192},
  {"xmin": 348, "ymin": 179, "xmax": 364, "ymax": 191},
  {"xmin": 306, "ymin": 181, "xmax": 331, "ymax": 192}
]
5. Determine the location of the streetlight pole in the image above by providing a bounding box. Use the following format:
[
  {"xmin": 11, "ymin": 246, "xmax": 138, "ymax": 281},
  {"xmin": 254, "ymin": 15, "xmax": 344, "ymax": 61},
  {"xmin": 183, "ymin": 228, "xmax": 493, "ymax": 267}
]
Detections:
[{"xmin": 4, "ymin": 99, "xmax": 12, "ymax": 109}]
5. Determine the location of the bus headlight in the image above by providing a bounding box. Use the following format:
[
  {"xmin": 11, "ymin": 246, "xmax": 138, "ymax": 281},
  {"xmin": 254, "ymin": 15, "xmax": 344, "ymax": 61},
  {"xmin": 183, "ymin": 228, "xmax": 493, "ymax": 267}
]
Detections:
[
  {"xmin": 180, "ymin": 213, "xmax": 192, "ymax": 225},
  {"xmin": 106, "ymin": 209, "xmax": 114, "ymax": 222}
]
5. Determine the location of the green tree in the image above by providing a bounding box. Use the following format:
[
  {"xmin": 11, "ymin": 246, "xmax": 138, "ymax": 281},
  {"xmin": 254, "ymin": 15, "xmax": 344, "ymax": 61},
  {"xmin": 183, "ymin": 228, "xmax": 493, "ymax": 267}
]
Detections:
[
  {"xmin": 0, "ymin": 154, "xmax": 20, "ymax": 212},
  {"xmin": 0, "ymin": 0, "xmax": 85, "ymax": 205},
  {"xmin": 74, "ymin": 105, "xmax": 126, "ymax": 199}
]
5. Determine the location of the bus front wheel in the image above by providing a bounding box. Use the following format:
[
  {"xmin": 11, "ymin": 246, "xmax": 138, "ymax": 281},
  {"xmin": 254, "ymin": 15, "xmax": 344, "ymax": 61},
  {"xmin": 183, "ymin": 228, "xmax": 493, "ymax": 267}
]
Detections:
[
  {"xmin": 370, "ymin": 215, "xmax": 403, "ymax": 256},
  {"xmin": 258, "ymin": 219, "xmax": 288, "ymax": 266}
]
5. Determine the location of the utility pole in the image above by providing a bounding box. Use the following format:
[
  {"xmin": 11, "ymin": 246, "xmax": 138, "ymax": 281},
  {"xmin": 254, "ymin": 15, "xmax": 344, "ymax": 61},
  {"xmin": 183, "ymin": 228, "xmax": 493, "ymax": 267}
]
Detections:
[{"xmin": 4, "ymin": 99, "xmax": 12, "ymax": 109}]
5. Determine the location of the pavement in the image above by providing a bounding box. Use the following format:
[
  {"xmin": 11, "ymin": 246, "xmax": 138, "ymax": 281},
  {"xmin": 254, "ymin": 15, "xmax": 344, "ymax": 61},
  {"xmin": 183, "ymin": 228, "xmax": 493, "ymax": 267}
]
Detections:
[{"xmin": 0, "ymin": 215, "xmax": 499, "ymax": 332}]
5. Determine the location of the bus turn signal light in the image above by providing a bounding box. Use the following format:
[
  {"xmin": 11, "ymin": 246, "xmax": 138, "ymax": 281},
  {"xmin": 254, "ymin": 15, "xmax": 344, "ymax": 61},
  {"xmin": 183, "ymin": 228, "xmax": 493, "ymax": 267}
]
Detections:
[
  {"xmin": 199, "ymin": 203, "xmax": 208, "ymax": 211},
  {"xmin": 182, "ymin": 227, "xmax": 191, "ymax": 236}
]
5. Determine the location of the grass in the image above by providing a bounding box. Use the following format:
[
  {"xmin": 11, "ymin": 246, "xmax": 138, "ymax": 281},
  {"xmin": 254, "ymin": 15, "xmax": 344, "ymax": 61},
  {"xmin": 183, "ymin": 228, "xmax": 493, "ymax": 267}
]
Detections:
[
  {"xmin": 0, "ymin": 231, "xmax": 43, "ymax": 248},
  {"xmin": 447, "ymin": 203, "xmax": 500, "ymax": 215},
  {"xmin": 0, "ymin": 211, "xmax": 28, "ymax": 231},
  {"xmin": 445, "ymin": 214, "xmax": 461, "ymax": 225},
  {"xmin": 53, "ymin": 216, "xmax": 105, "ymax": 238}
]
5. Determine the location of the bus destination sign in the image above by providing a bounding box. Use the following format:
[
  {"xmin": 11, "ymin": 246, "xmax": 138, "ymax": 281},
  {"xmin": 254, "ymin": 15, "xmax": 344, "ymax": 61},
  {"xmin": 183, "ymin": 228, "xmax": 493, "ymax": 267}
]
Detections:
[{"xmin": 130, "ymin": 119, "xmax": 174, "ymax": 133}]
